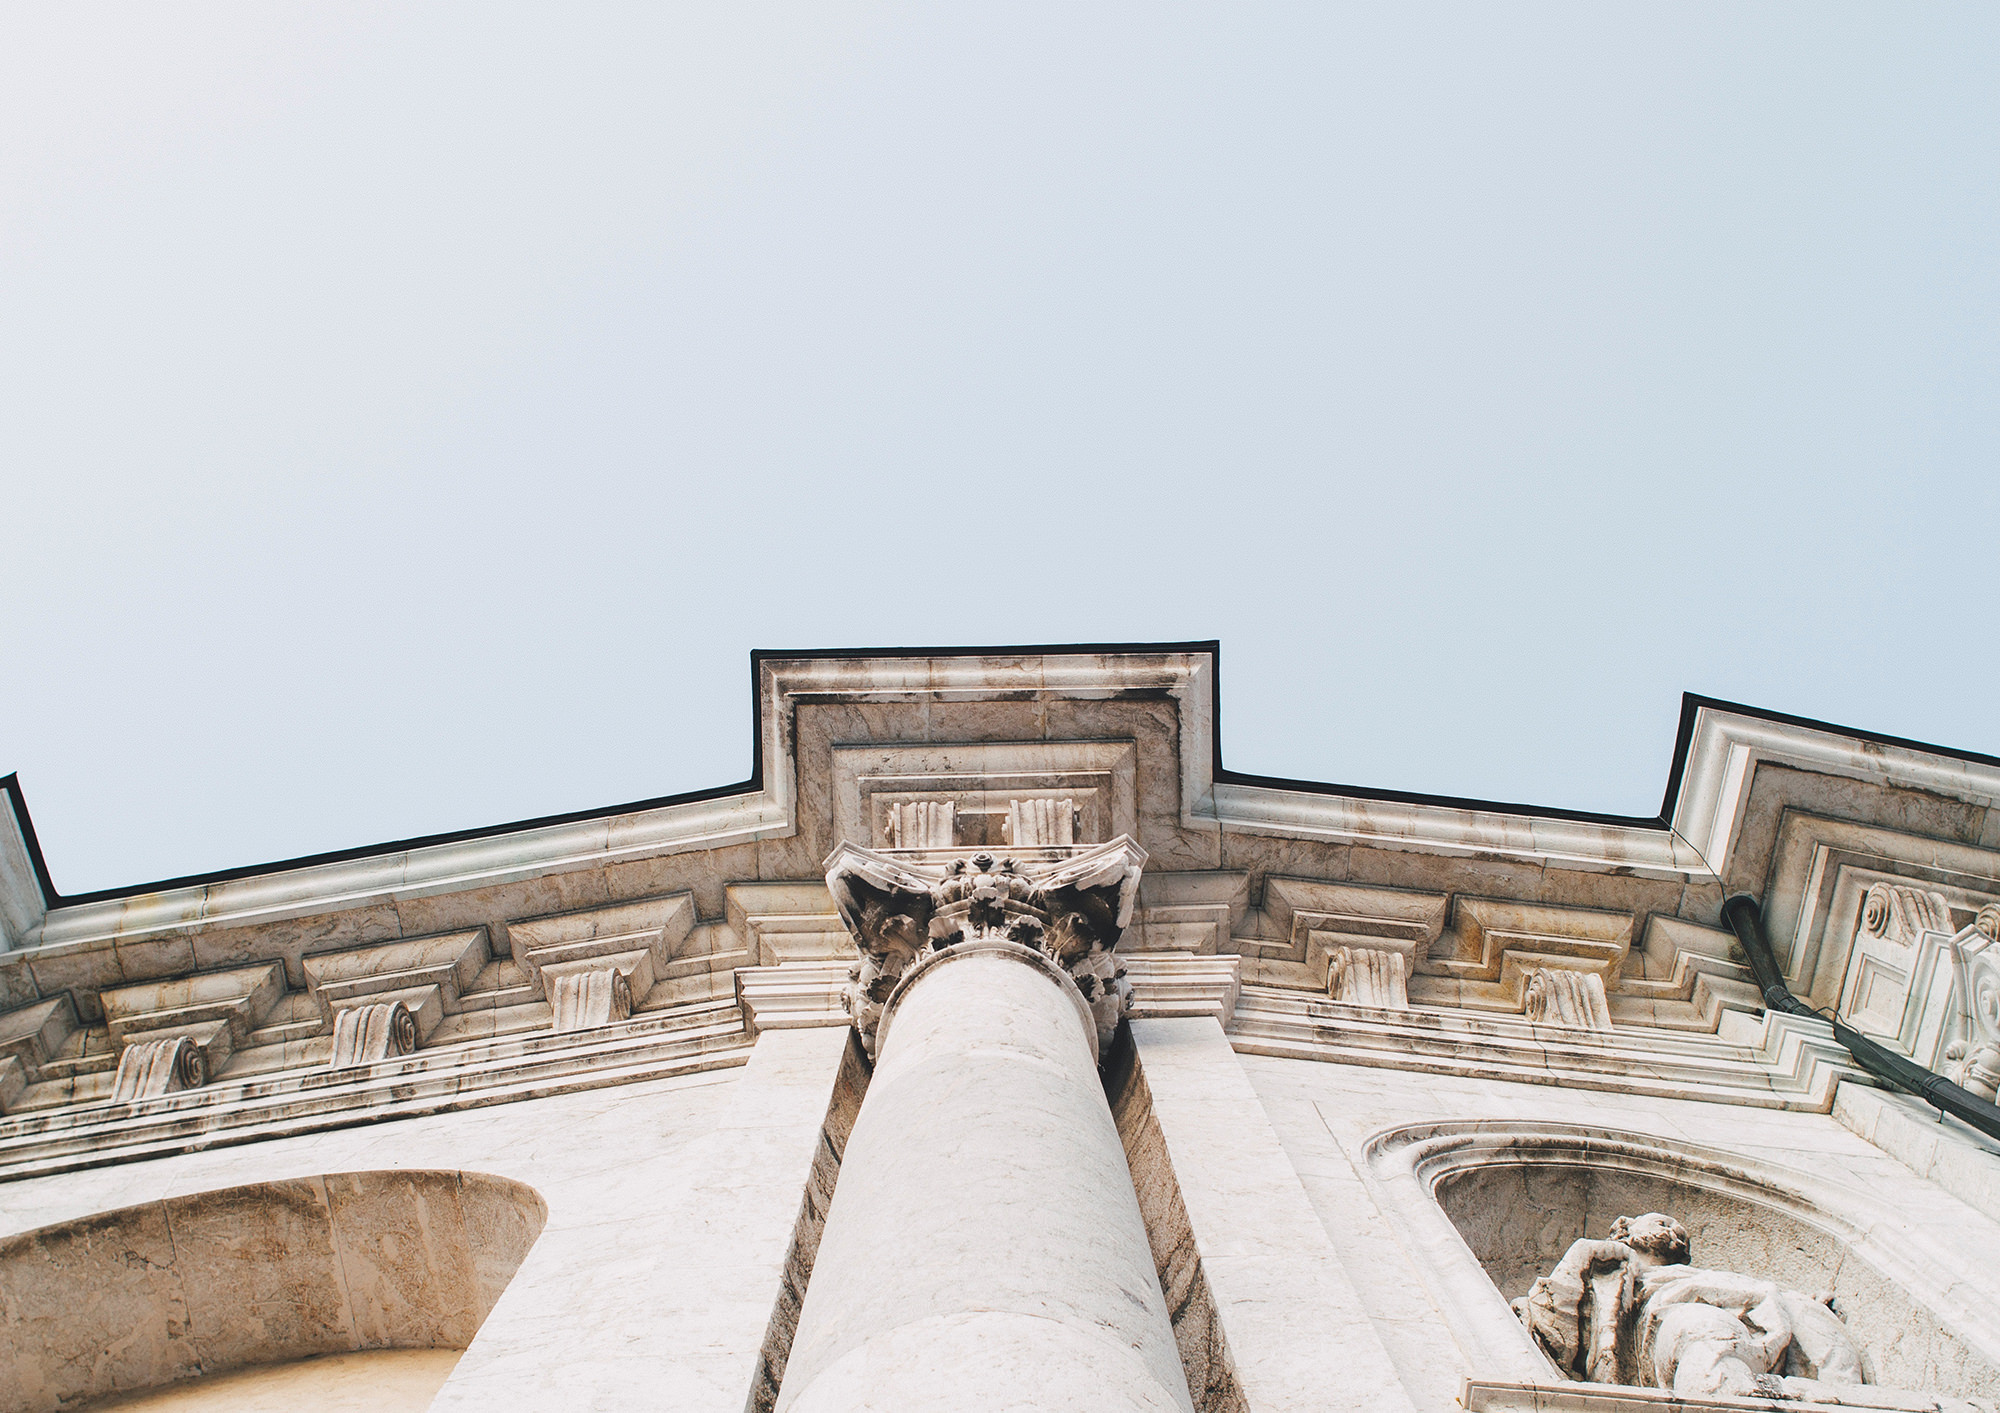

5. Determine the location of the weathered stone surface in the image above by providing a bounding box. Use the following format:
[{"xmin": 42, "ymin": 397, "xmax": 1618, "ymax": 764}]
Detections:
[
  {"xmin": 0, "ymin": 648, "xmax": 1996, "ymax": 1413},
  {"xmin": 1522, "ymin": 967, "xmax": 1612, "ymax": 1031},
  {"xmin": 0, "ymin": 1169, "xmax": 543, "ymax": 1412},
  {"xmin": 1517, "ymin": 1210, "xmax": 1862, "ymax": 1396},
  {"xmin": 778, "ymin": 941, "xmax": 1193, "ymax": 1413},
  {"xmin": 825, "ymin": 836, "xmax": 1145, "ymax": 1056},
  {"xmin": 328, "ymin": 1000, "xmax": 420, "ymax": 1067},
  {"xmin": 110, "ymin": 1033, "xmax": 206, "ymax": 1102}
]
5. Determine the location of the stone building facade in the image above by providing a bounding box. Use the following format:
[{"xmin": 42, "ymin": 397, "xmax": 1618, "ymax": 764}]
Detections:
[{"xmin": 1, "ymin": 644, "xmax": 1998, "ymax": 1411}]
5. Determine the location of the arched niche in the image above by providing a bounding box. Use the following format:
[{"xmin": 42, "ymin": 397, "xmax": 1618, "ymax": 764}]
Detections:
[
  {"xmin": 0, "ymin": 1169, "xmax": 546, "ymax": 1413},
  {"xmin": 1367, "ymin": 1121, "xmax": 2000, "ymax": 1402}
]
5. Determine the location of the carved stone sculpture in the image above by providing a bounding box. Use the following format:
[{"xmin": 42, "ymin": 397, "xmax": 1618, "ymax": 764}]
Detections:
[
  {"xmin": 1947, "ymin": 913, "xmax": 2000, "ymax": 1101},
  {"xmin": 1516, "ymin": 1212, "xmax": 1863, "ymax": 1399},
  {"xmin": 110, "ymin": 1034, "xmax": 206, "ymax": 1102},
  {"xmin": 1860, "ymin": 884, "xmax": 1954, "ymax": 949},
  {"xmin": 329, "ymin": 1000, "xmax": 420, "ymax": 1068},
  {"xmin": 825, "ymin": 836, "xmax": 1145, "ymax": 1057},
  {"xmin": 883, "ymin": 800, "xmax": 956, "ymax": 849},
  {"xmin": 1327, "ymin": 944, "xmax": 1408, "ymax": 1008},
  {"xmin": 548, "ymin": 966, "xmax": 634, "ymax": 1033},
  {"xmin": 1523, "ymin": 968, "xmax": 1612, "ymax": 1031}
]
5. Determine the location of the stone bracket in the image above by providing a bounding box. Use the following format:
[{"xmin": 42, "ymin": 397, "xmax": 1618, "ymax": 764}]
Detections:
[
  {"xmin": 1123, "ymin": 954, "xmax": 1241, "ymax": 1025},
  {"xmin": 1327, "ymin": 944, "xmax": 1410, "ymax": 1009},
  {"xmin": 0, "ymin": 1054, "xmax": 27, "ymax": 1113},
  {"xmin": 1520, "ymin": 966, "xmax": 1613, "ymax": 1031},
  {"xmin": 725, "ymin": 883, "xmax": 847, "ymax": 967},
  {"xmin": 543, "ymin": 953, "xmax": 649, "ymax": 1033},
  {"xmin": 110, "ymin": 1032, "xmax": 206, "ymax": 1102},
  {"xmin": 510, "ymin": 895, "xmax": 695, "ymax": 1028},
  {"xmin": 114, "ymin": 1017, "xmax": 234, "ymax": 1086},
  {"xmin": 303, "ymin": 928, "xmax": 488, "ymax": 1028},
  {"xmin": 735, "ymin": 961, "xmax": 852, "ymax": 1033},
  {"xmin": 0, "ymin": 995, "xmax": 79, "ymax": 1077},
  {"xmin": 330, "ymin": 999, "xmax": 422, "ymax": 1067},
  {"xmin": 327, "ymin": 984, "xmax": 443, "ymax": 1053},
  {"xmin": 101, "ymin": 962, "xmax": 285, "ymax": 1054}
]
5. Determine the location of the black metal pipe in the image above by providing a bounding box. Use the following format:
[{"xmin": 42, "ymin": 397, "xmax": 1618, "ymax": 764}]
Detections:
[{"xmin": 1721, "ymin": 894, "xmax": 2000, "ymax": 1145}]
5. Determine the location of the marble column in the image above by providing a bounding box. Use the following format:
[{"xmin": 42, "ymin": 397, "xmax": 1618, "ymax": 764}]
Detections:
[{"xmin": 775, "ymin": 937, "xmax": 1194, "ymax": 1413}]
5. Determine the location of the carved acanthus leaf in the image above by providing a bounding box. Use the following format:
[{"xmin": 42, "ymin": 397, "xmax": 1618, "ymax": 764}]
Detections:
[{"xmin": 824, "ymin": 836, "xmax": 1147, "ymax": 1058}]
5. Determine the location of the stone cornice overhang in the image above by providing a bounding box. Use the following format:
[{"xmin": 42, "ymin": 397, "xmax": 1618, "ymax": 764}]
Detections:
[
  {"xmin": 0, "ymin": 1000, "xmax": 753, "ymax": 1181},
  {"xmin": 5, "ymin": 641, "xmax": 2000, "ymax": 955}
]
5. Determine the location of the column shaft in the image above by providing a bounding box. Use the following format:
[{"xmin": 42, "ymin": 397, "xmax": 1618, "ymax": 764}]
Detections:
[{"xmin": 776, "ymin": 940, "xmax": 1194, "ymax": 1413}]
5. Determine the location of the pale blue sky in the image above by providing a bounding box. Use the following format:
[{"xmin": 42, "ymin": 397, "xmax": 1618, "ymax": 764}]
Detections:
[{"xmin": 2, "ymin": 5, "xmax": 1995, "ymax": 894}]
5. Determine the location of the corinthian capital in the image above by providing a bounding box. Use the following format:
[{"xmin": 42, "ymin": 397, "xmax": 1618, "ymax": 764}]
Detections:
[{"xmin": 824, "ymin": 835, "xmax": 1147, "ymax": 1057}]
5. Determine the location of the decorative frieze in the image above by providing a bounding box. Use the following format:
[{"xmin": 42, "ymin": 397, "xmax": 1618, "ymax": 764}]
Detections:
[
  {"xmin": 110, "ymin": 1034, "xmax": 204, "ymax": 1102},
  {"xmin": 825, "ymin": 836, "xmax": 1146, "ymax": 1056},
  {"xmin": 329, "ymin": 1000, "xmax": 420, "ymax": 1067}
]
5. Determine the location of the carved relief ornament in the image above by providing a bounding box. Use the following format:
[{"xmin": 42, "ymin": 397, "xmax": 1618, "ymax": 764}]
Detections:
[{"xmin": 825, "ymin": 835, "xmax": 1146, "ymax": 1057}]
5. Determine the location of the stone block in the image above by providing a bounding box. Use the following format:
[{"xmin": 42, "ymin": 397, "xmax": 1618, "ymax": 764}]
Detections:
[
  {"xmin": 510, "ymin": 894, "xmax": 694, "ymax": 1023},
  {"xmin": 101, "ymin": 962, "xmax": 285, "ymax": 1050},
  {"xmin": 0, "ymin": 994, "xmax": 78, "ymax": 1073},
  {"xmin": 303, "ymin": 928, "xmax": 489, "ymax": 1023}
]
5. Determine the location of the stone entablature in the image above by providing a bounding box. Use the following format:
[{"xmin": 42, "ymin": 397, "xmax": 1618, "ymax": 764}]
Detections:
[
  {"xmin": 3, "ymin": 648, "xmax": 2000, "ymax": 1413},
  {"xmin": 0, "ymin": 646, "xmax": 1995, "ymax": 1170}
]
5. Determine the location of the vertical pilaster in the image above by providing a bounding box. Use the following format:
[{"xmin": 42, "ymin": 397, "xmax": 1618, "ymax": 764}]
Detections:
[{"xmin": 1125, "ymin": 1016, "xmax": 1419, "ymax": 1413}]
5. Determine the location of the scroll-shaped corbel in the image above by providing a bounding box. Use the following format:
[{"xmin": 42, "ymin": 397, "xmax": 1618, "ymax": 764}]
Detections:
[{"xmin": 826, "ymin": 844, "xmax": 944, "ymax": 1055}]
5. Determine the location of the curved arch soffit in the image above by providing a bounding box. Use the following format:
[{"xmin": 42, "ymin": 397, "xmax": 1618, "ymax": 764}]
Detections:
[{"xmin": 0, "ymin": 1168, "xmax": 549, "ymax": 1413}]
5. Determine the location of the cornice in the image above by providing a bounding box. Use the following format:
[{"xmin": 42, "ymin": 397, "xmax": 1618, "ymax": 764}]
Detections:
[
  {"xmin": 5, "ymin": 647, "xmax": 1999, "ymax": 956},
  {"xmin": 1667, "ymin": 701, "xmax": 2000, "ymax": 879}
]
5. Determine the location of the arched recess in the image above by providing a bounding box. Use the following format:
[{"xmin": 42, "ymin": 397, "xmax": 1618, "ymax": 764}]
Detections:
[
  {"xmin": 0, "ymin": 1169, "xmax": 547, "ymax": 1413},
  {"xmin": 1364, "ymin": 1121, "xmax": 2000, "ymax": 1402}
]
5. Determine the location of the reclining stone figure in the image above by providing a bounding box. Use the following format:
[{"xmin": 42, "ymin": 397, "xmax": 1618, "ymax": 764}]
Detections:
[{"xmin": 1515, "ymin": 1212, "xmax": 1863, "ymax": 1399}]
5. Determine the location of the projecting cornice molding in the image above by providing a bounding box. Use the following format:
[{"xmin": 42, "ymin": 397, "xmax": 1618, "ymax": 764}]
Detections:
[
  {"xmin": 1667, "ymin": 703, "xmax": 2000, "ymax": 879},
  {"xmin": 3, "ymin": 647, "xmax": 1999, "ymax": 960}
]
